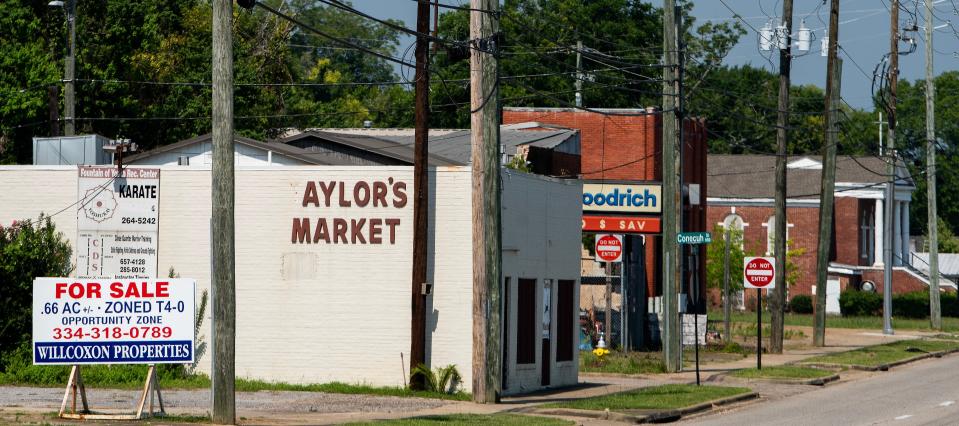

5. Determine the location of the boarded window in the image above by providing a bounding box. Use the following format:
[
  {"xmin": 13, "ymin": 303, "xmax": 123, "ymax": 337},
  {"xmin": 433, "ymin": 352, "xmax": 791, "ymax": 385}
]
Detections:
[
  {"xmin": 556, "ymin": 280, "xmax": 575, "ymax": 361},
  {"xmin": 516, "ymin": 278, "xmax": 536, "ymax": 364}
]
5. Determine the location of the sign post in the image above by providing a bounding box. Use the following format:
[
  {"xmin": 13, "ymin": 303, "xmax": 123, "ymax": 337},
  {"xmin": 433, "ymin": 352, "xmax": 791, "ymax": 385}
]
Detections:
[
  {"xmin": 678, "ymin": 232, "xmax": 711, "ymax": 385},
  {"xmin": 595, "ymin": 234, "xmax": 623, "ymax": 348},
  {"xmin": 744, "ymin": 256, "xmax": 776, "ymax": 370}
]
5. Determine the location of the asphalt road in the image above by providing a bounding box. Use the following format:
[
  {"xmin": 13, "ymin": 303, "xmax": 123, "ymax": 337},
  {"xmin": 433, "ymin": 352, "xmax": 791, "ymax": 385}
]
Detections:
[{"xmin": 685, "ymin": 354, "xmax": 959, "ymax": 426}]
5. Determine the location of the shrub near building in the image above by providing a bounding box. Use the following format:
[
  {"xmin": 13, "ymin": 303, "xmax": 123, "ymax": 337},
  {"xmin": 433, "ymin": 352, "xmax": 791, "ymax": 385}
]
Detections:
[{"xmin": 839, "ymin": 290, "xmax": 959, "ymax": 318}]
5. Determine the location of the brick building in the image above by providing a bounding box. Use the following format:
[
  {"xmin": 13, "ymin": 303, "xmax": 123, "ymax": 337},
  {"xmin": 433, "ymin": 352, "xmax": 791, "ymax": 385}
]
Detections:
[
  {"xmin": 504, "ymin": 107, "xmax": 708, "ymax": 347},
  {"xmin": 706, "ymin": 154, "xmax": 950, "ymax": 312}
]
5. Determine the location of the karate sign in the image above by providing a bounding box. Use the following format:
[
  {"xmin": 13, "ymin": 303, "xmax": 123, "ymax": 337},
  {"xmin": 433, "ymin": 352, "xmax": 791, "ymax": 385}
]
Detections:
[
  {"xmin": 743, "ymin": 257, "xmax": 776, "ymax": 289},
  {"xmin": 32, "ymin": 278, "xmax": 195, "ymax": 365}
]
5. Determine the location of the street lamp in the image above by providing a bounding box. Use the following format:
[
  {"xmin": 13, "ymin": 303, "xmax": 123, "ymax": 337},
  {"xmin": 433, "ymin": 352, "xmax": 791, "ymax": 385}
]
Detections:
[{"xmin": 48, "ymin": 0, "xmax": 76, "ymax": 136}]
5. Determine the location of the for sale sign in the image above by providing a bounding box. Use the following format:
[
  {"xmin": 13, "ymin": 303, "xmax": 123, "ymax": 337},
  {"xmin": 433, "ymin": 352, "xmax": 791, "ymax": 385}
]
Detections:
[
  {"xmin": 76, "ymin": 167, "xmax": 160, "ymax": 280},
  {"xmin": 743, "ymin": 257, "xmax": 776, "ymax": 289},
  {"xmin": 595, "ymin": 234, "xmax": 623, "ymax": 263},
  {"xmin": 32, "ymin": 278, "xmax": 195, "ymax": 365}
]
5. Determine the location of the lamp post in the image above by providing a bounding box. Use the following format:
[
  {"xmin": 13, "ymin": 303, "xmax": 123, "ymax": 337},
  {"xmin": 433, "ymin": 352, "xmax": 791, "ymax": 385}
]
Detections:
[{"xmin": 48, "ymin": 0, "xmax": 76, "ymax": 136}]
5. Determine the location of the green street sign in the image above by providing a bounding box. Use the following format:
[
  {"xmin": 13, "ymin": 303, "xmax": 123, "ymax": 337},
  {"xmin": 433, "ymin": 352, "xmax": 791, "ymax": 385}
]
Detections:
[{"xmin": 677, "ymin": 232, "xmax": 712, "ymax": 245}]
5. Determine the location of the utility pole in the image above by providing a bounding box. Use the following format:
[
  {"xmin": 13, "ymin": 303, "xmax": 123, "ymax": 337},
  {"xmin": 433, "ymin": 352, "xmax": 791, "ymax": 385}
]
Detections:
[
  {"xmin": 210, "ymin": 0, "xmax": 235, "ymax": 423},
  {"xmin": 63, "ymin": 0, "xmax": 76, "ymax": 136},
  {"xmin": 813, "ymin": 0, "xmax": 841, "ymax": 347},
  {"xmin": 470, "ymin": 0, "xmax": 501, "ymax": 403},
  {"xmin": 924, "ymin": 0, "xmax": 942, "ymax": 329},
  {"xmin": 48, "ymin": 86, "xmax": 60, "ymax": 136},
  {"xmin": 883, "ymin": 0, "xmax": 900, "ymax": 336},
  {"xmin": 770, "ymin": 0, "xmax": 794, "ymax": 355},
  {"xmin": 575, "ymin": 40, "xmax": 583, "ymax": 107},
  {"xmin": 409, "ymin": 0, "xmax": 431, "ymax": 391},
  {"xmin": 661, "ymin": 0, "xmax": 681, "ymax": 372}
]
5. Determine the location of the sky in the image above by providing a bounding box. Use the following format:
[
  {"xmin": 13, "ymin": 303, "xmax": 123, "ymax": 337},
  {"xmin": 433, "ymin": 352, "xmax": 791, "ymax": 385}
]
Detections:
[{"xmin": 347, "ymin": 0, "xmax": 959, "ymax": 111}]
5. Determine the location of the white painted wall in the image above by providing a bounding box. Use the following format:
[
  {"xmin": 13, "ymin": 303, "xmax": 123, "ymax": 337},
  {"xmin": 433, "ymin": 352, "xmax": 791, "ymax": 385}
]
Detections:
[
  {"xmin": 0, "ymin": 165, "xmax": 581, "ymax": 393},
  {"xmin": 128, "ymin": 141, "xmax": 306, "ymax": 167},
  {"xmin": 501, "ymin": 170, "xmax": 582, "ymax": 394}
]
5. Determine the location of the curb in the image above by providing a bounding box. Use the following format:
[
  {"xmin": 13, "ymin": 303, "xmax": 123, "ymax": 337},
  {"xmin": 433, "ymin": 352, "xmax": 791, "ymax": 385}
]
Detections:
[
  {"xmin": 725, "ymin": 372, "xmax": 840, "ymax": 386},
  {"xmin": 525, "ymin": 391, "xmax": 759, "ymax": 424}
]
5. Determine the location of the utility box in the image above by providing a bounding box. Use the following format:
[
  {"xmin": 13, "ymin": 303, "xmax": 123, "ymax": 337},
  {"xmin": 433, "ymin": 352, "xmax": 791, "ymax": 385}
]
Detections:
[{"xmin": 33, "ymin": 134, "xmax": 114, "ymax": 165}]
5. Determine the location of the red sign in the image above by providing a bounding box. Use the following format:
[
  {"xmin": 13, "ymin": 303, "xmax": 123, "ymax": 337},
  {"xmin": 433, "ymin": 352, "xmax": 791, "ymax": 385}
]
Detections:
[
  {"xmin": 595, "ymin": 234, "xmax": 623, "ymax": 263},
  {"xmin": 744, "ymin": 257, "xmax": 776, "ymax": 289},
  {"xmin": 582, "ymin": 215, "xmax": 661, "ymax": 234}
]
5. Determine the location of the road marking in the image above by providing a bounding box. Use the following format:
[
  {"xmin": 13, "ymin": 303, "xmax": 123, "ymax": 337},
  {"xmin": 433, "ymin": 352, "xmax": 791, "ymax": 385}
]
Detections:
[
  {"xmin": 940, "ymin": 401, "xmax": 955, "ymax": 407},
  {"xmin": 895, "ymin": 415, "xmax": 913, "ymax": 420}
]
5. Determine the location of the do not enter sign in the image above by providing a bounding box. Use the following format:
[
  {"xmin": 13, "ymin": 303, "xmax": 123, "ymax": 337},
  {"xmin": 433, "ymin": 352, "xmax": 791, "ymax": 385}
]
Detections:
[
  {"xmin": 743, "ymin": 256, "xmax": 776, "ymax": 289},
  {"xmin": 595, "ymin": 234, "xmax": 623, "ymax": 263}
]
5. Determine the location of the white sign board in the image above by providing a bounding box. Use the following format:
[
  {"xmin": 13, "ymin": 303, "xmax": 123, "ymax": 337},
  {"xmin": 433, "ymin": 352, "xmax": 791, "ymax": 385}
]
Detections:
[
  {"xmin": 744, "ymin": 256, "xmax": 776, "ymax": 289},
  {"xmin": 76, "ymin": 167, "xmax": 160, "ymax": 279},
  {"xmin": 681, "ymin": 314, "xmax": 707, "ymax": 345},
  {"xmin": 582, "ymin": 183, "xmax": 662, "ymax": 214},
  {"xmin": 32, "ymin": 278, "xmax": 195, "ymax": 365}
]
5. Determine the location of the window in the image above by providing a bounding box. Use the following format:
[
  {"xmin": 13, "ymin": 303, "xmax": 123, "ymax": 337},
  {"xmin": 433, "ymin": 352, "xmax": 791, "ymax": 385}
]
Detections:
[
  {"xmin": 516, "ymin": 279, "xmax": 537, "ymax": 364},
  {"xmin": 859, "ymin": 200, "xmax": 875, "ymax": 265},
  {"xmin": 556, "ymin": 280, "xmax": 575, "ymax": 362},
  {"xmin": 765, "ymin": 215, "xmax": 789, "ymax": 256}
]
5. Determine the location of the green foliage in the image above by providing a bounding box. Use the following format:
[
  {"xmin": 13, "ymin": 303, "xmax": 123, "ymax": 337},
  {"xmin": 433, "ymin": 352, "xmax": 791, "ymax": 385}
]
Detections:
[
  {"xmin": 900, "ymin": 72, "xmax": 959, "ymax": 235},
  {"xmin": 889, "ymin": 291, "xmax": 959, "ymax": 319},
  {"xmin": 505, "ymin": 155, "xmax": 531, "ymax": 172},
  {"xmin": 430, "ymin": 0, "xmax": 745, "ymax": 127},
  {"xmin": 731, "ymin": 365, "xmax": 834, "ymax": 380},
  {"xmin": 347, "ymin": 414, "xmax": 573, "ymax": 426},
  {"xmin": 839, "ymin": 290, "xmax": 883, "ymax": 317},
  {"xmin": 788, "ymin": 295, "xmax": 814, "ymax": 314},
  {"xmin": 705, "ymin": 225, "xmax": 745, "ymax": 290},
  {"xmin": 804, "ymin": 339, "xmax": 959, "ymax": 367},
  {"xmin": 409, "ymin": 364, "xmax": 462, "ymax": 395},
  {"xmin": 579, "ymin": 350, "xmax": 666, "ymax": 374},
  {"xmin": 0, "ymin": 215, "xmax": 72, "ymax": 366},
  {"xmin": 924, "ymin": 218, "xmax": 959, "ymax": 253}
]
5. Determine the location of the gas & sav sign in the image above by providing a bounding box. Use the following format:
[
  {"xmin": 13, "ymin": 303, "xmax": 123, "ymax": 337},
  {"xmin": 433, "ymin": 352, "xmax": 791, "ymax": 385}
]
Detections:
[{"xmin": 32, "ymin": 278, "xmax": 195, "ymax": 365}]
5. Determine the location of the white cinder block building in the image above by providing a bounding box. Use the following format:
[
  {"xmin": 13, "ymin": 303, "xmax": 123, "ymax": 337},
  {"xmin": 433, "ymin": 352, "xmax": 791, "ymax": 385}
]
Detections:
[{"xmin": 0, "ymin": 165, "xmax": 581, "ymax": 395}]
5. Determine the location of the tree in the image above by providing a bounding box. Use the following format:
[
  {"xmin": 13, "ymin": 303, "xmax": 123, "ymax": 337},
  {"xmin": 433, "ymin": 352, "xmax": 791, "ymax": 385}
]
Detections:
[
  {"xmin": 429, "ymin": 0, "xmax": 745, "ymax": 128},
  {"xmin": 0, "ymin": 216, "xmax": 72, "ymax": 366},
  {"xmin": 897, "ymin": 72, "xmax": 959, "ymax": 238}
]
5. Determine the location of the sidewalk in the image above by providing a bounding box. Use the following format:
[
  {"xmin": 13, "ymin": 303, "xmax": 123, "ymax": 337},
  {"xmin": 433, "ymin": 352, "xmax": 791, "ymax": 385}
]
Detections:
[{"xmin": 0, "ymin": 327, "xmax": 945, "ymax": 425}]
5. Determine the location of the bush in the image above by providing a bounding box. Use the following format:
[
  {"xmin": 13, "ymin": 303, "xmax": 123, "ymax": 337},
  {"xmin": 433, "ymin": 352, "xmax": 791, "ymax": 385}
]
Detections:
[
  {"xmin": 788, "ymin": 295, "xmax": 813, "ymax": 314},
  {"xmin": 0, "ymin": 216, "xmax": 72, "ymax": 371},
  {"xmin": 839, "ymin": 290, "xmax": 882, "ymax": 316},
  {"xmin": 892, "ymin": 291, "xmax": 929, "ymax": 319}
]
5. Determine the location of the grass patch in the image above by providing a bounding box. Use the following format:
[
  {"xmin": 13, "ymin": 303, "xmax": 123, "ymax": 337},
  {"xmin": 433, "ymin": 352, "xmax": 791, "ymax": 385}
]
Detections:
[
  {"xmin": 731, "ymin": 365, "xmax": 834, "ymax": 380},
  {"xmin": 579, "ymin": 350, "xmax": 666, "ymax": 374},
  {"xmin": 803, "ymin": 339, "xmax": 959, "ymax": 367},
  {"xmin": 709, "ymin": 312, "xmax": 959, "ymax": 332},
  {"xmin": 542, "ymin": 384, "xmax": 751, "ymax": 412},
  {"xmin": 347, "ymin": 414, "xmax": 573, "ymax": 425}
]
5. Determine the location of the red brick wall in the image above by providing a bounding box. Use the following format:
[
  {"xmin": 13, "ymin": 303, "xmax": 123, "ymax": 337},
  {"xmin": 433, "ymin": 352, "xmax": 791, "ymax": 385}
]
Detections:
[
  {"xmin": 861, "ymin": 269, "xmax": 929, "ymax": 295},
  {"xmin": 834, "ymin": 197, "xmax": 860, "ymax": 266},
  {"xmin": 705, "ymin": 205, "xmax": 821, "ymax": 297},
  {"xmin": 503, "ymin": 109, "xmax": 661, "ymax": 181}
]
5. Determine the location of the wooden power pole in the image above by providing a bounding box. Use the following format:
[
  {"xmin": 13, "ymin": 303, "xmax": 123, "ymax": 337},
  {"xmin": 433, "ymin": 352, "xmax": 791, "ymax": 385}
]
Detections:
[
  {"xmin": 470, "ymin": 0, "xmax": 501, "ymax": 403},
  {"xmin": 211, "ymin": 0, "xmax": 235, "ymax": 423},
  {"xmin": 924, "ymin": 0, "xmax": 942, "ymax": 329},
  {"xmin": 661, "ymin": 0, "xmax": 681, "ymax": 372},
  {"xmin": 883, "ymin": 0, "xmax": 899, "ymax": 336},
  {"xmin": 409, "ymin": 0, "xmax": 431, "ymax": 391},
  {"xmin": 770, "ymin": 0, "xmax": 794, "ymax": 355},
  {"xmin": 814, "ymin": 0, "xmax": 841, "ymax": 347}
]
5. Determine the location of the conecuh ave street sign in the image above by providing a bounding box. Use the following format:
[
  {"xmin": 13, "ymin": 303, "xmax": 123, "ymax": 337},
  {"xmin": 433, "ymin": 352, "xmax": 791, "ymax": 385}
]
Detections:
[{"xmin": 677, "ymin": 232, "xmax": 711, "ymax": 245}]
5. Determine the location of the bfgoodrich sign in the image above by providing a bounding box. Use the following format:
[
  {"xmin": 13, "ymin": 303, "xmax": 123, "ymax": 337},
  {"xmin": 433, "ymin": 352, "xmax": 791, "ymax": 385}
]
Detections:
[{"xmin": 582, "ymin": 183, "xmax": 661, "ymax": 214}]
